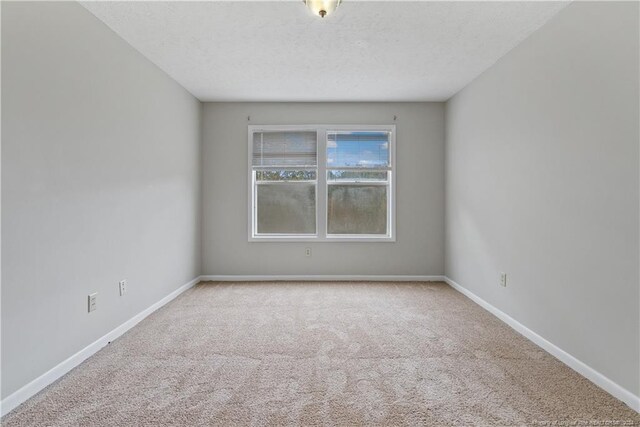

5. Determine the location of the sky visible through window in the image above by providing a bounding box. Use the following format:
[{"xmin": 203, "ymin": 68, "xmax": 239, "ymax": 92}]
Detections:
[{"xmin": 327, "ymin": 132, "xmax": 389, "ymax": 168}]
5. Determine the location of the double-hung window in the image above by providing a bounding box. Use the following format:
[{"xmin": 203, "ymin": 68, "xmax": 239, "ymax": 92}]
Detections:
[{"xmin": 249, "ymin": 125, "xmax": 395, "ymax": 242}]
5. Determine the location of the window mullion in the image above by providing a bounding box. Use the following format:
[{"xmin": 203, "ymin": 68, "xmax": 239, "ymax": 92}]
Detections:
[{"xmin": 317, "ymin": 128, "xmax": 327, "ymax": 239}]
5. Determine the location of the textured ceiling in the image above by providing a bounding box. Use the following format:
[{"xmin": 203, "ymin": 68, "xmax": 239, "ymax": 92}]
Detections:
[{"xmin": 81, "ymin": 1, "xmax": 568, "ymax": 102}]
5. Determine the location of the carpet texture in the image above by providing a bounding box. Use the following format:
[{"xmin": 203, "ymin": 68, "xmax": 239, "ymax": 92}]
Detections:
[{"xmin": 3, "ymin": 281, "xmax": 639, "ymax": 426}]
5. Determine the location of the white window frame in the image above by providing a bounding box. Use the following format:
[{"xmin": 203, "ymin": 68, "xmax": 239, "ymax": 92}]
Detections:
[{"xmin": 248, "ymin": 124, "xmax": 396, "ymax": 242}]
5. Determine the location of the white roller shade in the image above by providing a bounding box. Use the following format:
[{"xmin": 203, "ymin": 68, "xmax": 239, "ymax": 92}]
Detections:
[{"xmin": 252, "ymin": 131, "xmax": 317, "ymax": 168}]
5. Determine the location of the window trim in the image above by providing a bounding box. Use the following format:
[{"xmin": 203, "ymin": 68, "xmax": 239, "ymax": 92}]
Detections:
[{"xmin": 248, "ymin": 124, "xmax": 396, "ymax": 243}]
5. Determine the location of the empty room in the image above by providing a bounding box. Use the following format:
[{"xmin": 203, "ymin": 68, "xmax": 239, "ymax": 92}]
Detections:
[{"xmin": 1, "ymin": 0, "xmax": 639, "ymax": 425}]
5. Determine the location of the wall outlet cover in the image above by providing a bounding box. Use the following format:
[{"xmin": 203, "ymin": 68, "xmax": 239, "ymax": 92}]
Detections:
[
  {"xmin": 500, "ymin": 272, "xmax": 507, "ymax": 287},
  {"xmin": 88, "ymin": 293, "xmax": 97, "ymax": 312}
]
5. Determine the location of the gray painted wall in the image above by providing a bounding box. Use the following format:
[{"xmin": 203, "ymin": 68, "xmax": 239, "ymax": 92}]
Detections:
[
  {"xmin": 202, "ymin": 103, "xmax": 445, "ymax": 276},
  {"xmin": 445, "ymin": 1, "xmax": 639, "ymax": 395},
  {"xmin": 1, "ymin": 2, "xmax": 202, "ymax": 398}
]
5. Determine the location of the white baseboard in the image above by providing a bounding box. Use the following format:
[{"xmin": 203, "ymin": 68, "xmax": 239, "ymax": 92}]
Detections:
[
  {"xmin": 200, "ymin": 275, "xmax": 446, "ymax": 282},
  {"xmin": 444, "ymin": 276, "xmax": 640, "ymax": 413},
  {"xmin": 0, "ymin": 276, "xmax": 201, "ymax": 417}
]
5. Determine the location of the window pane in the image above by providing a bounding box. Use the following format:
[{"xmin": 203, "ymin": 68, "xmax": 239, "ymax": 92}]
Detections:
[
  {"xmin": 257, "ymin": 183, "xmax": 316, "ymax": 234},
  {"xmin": 253, "ymin": 131, "xmax": 317, "ymax": 167},
  {"xmin": 327, "ymin": 170, "xmax": 388, "ymax": 182},
  {"xmin": 327, "ymin": 185, "xmax": 387, "ymax": 235},
  {"xmin": 256, "ymin": 170, "xmax": 316, "ymax": 181},
  {"xmin": 327, "ymin": 131, "xmax": 390, "ymax": 168}
]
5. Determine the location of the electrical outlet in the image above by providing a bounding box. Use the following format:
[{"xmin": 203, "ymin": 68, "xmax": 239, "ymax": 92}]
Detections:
[
  {"xmin": 88, "ymin": 293, "xmax": 97, "ymax": 312},
  {"xmin": 305, "ymin": 247, "xmax": 312, "ymax": 257},
  {"xmin": 119, "ymin": 280, "xmax": 127, "ymax": 296},
  {"xmin": 499, "ymin": 272, "xmax": 507, "ymax": 287}
]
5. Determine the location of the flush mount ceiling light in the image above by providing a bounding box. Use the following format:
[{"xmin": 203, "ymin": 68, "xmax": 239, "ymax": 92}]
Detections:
[{"xmin": 304, "ymin": 0, "xmax": 342, "ymax": 18}]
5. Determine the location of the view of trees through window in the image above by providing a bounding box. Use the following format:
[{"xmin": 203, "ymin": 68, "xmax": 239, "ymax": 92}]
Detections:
[{"xmin": 256, "ymin": 170, "xmax": 315, "ymax": 181}]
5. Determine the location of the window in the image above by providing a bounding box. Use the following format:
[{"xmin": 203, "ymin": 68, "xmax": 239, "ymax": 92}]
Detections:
[
  {"xmin": 249, "ymin": 125, "xmax": 395, "ymax": 242},
  {"xmin": 251, "ymin": 130, "xmax": 318, "ymax": 236}
]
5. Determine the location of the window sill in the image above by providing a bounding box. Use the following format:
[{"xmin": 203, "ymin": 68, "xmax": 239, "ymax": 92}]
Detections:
[{"xmin": 249, "ymin": 236, "xmax": 396, "ymax": 243}]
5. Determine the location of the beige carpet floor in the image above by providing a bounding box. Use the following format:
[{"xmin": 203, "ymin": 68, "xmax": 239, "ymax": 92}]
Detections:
[{"xmin": 3, "ymin": 281, "xmax": 639, "ymax": 426}]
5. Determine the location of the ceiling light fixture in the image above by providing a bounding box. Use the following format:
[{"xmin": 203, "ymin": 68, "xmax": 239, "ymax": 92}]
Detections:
[{"xmin": 304, "ymin": 0, "xmax": 342, "ymax": 18}]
